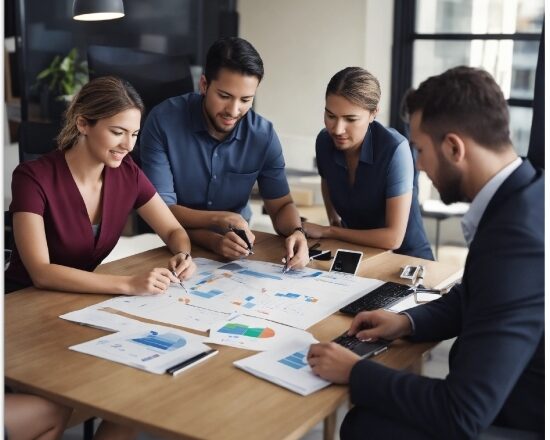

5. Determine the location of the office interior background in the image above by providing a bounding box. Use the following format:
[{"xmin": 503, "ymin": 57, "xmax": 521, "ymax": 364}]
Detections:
[
  {"xmin": 3, "ymin": 0, "xmax": 544, "ymax": 258},
  {"xmin": 2, "ymin": 1, "xmax": 545, "ymax": 438}
]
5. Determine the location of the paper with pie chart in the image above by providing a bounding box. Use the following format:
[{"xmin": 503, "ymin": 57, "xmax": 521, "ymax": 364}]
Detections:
[{"xmin": 206, "ymin": 315, "xmax": 317, "ymax": 351}]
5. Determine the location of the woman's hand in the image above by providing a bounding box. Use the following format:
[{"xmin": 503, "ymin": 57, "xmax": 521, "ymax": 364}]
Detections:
[
  {"xmin": 169, "ymin": 252, "xmax": 196, "ymax": 280},
  {"xmin": 126, "ymin": 268, "xmax": 178, "ymax": 295},
  {"xmin": 303, "ymin": 222, "xmax": 329, "ymax": 239}
]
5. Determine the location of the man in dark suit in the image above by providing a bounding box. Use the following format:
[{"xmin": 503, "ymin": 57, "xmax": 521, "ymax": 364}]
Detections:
[{"xmin": 307, "ymin": 66, "xmax": 544, "ymax": 439}]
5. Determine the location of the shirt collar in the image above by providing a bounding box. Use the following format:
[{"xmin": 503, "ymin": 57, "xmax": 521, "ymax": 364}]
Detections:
[
  {"xmin": 333, "ymin": 126, "xmax": 374, "ymax": 167},
  {"xmin": 190, "ymin": 95, "xmax": 244, "ymax": 141},
  {"xmin": 461, "ymin": 157, "xmax": 522, "ymax": 246}
]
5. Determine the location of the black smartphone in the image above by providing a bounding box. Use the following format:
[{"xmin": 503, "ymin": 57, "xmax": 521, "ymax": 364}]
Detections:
[{"xmin": 329, "ymin": 249, "xmax": 363, "ymax": 275}]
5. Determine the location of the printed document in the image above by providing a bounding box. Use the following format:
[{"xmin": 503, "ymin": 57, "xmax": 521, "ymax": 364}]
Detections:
[
  {"xmin": 234, "ymin": 340, "xmax": 330, "ymax": 396},
  {"xmin": 70, "ymin": 325, "xmax": 212, "ymax": 374},
  {"xmin": 207, "ymin": 315, "xmax": 316, "ymax": 351}
]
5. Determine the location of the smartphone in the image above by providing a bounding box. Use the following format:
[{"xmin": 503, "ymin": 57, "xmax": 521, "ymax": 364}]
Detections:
[{"xmin": 329, "ymin": 249, "xmax": 363, "ymax": 275}]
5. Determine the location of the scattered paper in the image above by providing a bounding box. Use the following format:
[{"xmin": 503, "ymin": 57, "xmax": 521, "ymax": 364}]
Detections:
[
  {"xmin": 60, "ymin": 305, "xmax": 143, "ymax": 332},
  {"xmin": 234, "ymin": 340, "xmax": 330, "ymax": 396},
  {"xmin": 70, "ymin": 325, "xmax": 211, "ymax": 374}
]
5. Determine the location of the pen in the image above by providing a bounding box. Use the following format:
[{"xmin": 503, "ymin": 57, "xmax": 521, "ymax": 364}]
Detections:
[
  {"xmin": 281, "ymin": 257, "xmax": 289, "ymax": 274},
  {"xmin": 171, "ymin": 270, "xmax": 187, "ymax": 291},
  {"xmin": 231, "ymin": 227, "xmax": 254, "ymax": 255},
  {"xmin": 309, "ymin": 249, "xmax": 331, "ymax": 261},
  {"xmin": 166, "ymin": 349, "xmax": 218, "ymax": 376}
]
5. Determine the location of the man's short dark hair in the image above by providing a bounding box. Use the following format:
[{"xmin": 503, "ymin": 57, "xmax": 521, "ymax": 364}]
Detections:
[
  {"xmin": 403, "ymin": 66, "xmax": 511, "ymax": 149},
  {"xmin": 204, "ymin": 37, "xmax": 264, "ymax": 83}
]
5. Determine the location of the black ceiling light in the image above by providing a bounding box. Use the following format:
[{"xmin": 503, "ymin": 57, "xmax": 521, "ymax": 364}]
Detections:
[{"xmin": 73, "ymin": 0, "xmax": 125, "ymax": 21}]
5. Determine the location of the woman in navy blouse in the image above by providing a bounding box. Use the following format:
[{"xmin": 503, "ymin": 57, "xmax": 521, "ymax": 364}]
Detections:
[
  {"xmin": 6, "ymin": 76, "xmax": 197, "ymax": 294},
  {"xmin": 303, "ymin": 67, "xmax": 433, "ymax": 259}
]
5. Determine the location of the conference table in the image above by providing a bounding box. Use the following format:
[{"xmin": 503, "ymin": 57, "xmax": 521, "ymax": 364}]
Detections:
[{"xmin": 5, "ymin": 232, "xmax": 462, "ymax": 440}]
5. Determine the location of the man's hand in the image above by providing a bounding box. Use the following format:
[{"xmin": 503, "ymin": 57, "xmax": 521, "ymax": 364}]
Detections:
[
  {"xmin": 307, "ymin": 342, "xmax": 361, "ymax": 383},
  {"xmin": 213, "ymin": 212, "xmax": 251, "ymax": 235},
  {"xmin": 348, "ymin": 309, "xmax": 413, "ymax": 341},
  {"xmin": 214, "ymin": 231, "xmax": 255, "ymax": 260},
  {"xmin": 210, "ymin": 212, "xmax": 255, "ymax": 259},
  {"xmin": 284, "ymin": 230, "xmax": 309, "ymax": 270}
]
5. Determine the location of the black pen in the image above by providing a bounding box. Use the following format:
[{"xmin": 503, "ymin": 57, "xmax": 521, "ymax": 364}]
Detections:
[
  {"xmin": 166, "ymin": 349, "xmax": 218, "ymax": 376},
  {"xmin": 231, "ymin": 227, "xmax": 254, "ymax": 255}
]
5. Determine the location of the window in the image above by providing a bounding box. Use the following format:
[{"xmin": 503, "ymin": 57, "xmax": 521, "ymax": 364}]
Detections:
[{"xmin": 391, "ymin": 0, "xmax": 544, "ymax": 156}]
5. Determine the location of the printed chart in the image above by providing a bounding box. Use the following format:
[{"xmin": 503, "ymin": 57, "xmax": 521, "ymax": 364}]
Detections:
[
  {"xmin": 207, "ymin": 315, "xmax": 316, "ymax": 351},
  {"xmin": 93, "ymin": 258, "xmax": 384, "ymax": 330},
  {"xmin": 234, "ymin": 340, "xmax": 330, "ymax": 396}
]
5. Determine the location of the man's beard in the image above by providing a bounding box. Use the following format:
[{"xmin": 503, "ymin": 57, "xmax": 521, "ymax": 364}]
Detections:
[{"xmin": 436, "ymin": 157, "xmax": 464, "ymax": 205}]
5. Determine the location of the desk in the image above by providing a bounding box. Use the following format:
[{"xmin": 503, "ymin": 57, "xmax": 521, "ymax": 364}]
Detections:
[{"xmin": 5, "ymin": 234, "xmax": 462, "ymax": 440}]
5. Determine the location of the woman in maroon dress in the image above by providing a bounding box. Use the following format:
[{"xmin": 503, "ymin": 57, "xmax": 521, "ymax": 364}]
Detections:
[{"xmin": 6, "ymin": 76, "xmax": 196, "ymax": 294}]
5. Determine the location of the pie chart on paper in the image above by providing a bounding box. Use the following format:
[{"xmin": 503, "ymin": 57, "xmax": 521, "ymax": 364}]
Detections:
[{"xmin": 218, "ymin": 322, "xmax": 275, "ymax": 338}]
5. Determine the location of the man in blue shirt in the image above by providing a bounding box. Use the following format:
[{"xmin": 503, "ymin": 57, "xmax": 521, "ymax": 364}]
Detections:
[{"xmin": 140, "ymin": 37, "xmax": 308, "ymax": 269}]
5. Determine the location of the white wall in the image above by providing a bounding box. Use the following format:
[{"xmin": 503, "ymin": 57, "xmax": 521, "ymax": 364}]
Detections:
[{"xmin": 238, "ymin": 0, "xmax": 394, "ymax": 171}]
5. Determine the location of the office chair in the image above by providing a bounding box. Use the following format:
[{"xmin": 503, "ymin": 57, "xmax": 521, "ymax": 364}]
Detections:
[
  {"xmin": 18, "ymin": 120, "xmax": 60, "ymax": 163},
  {"xmin": 5, "ymin": 121, "xmax": 61, "ymax": 255}
]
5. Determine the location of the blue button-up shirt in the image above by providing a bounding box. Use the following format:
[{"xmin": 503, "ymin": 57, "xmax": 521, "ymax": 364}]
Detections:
[
  {"xmin": 316, "ymin": 121, "xmax": 433, "ymax": 259},
  {"xmin": 140, "ymin": 93, "xmax": 290, "ymax": 222}
]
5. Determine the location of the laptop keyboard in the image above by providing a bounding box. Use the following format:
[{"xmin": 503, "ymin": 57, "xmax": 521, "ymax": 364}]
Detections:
[{"xmin": 340, "ymin": 282, "xmax": 413, "ymax": 315}]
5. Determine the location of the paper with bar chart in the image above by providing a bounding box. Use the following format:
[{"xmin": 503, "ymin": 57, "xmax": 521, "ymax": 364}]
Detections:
[
  {"xmin": 234, "ymin": 340, "xmax": 330, "ymax": 396},
  {"xmin": 69, "ymin": 325, "xmax": 211, "ymax": 374},
  {"xmin": 173, "ymin": 258, "xmax": 382, "ymax": 329},
  {"xmin": 206, "ymin": 315, "xmax": 316, "ymax": 351},
  {"xmin": 92, "ymin": 258, "xmax": 383, "ymax": 330}
]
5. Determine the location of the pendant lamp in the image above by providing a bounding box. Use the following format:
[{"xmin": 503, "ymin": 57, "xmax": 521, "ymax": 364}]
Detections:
[{"xmin": 73, "ymin": 0, "xmax": 125, "ymax": 21}]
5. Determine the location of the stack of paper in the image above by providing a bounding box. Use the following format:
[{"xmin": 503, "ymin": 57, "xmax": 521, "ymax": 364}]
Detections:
[
  {"xmin": 234, "ymin": 340, "xmax": 330, "ymax": 396},
  {"xmin": 70, "ymin": 325, "xmax": 213, "ymax": 375}
]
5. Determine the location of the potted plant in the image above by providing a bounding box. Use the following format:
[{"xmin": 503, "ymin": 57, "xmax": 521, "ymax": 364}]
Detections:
[{"xmin": 35, "ymin": 48, "xmax": 89, "ymax": 120}]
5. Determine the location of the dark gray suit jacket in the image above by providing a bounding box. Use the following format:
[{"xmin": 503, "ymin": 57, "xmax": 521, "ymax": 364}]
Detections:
[{"xmin": 348, "ymin": 160, "xmax": 544, "ymax": 439}]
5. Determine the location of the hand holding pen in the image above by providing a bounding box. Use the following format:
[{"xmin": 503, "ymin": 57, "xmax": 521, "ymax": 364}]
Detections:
[
  {"xmin": 169, "ymin": 251, "xmax": 196, "ymax": 282},
  {"xmin": 230, "ymin": 227, "xmax": 255, "ymax": 255},
  {"xmin": 282, "ymin": 231, "xmax": 309, "ymax": 273}
]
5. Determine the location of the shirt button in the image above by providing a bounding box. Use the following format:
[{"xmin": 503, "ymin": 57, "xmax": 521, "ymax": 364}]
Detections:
[
  {"xmin": 208, "ymin": 201, "xmax": 212, "ymax": 205},
  {"xmin": 213, "ymin": 175, "xmax": 217, "ymax": 180},
  {"xmin": 214, "ymin": 153, "xmax": 218, "ymax": 158}
]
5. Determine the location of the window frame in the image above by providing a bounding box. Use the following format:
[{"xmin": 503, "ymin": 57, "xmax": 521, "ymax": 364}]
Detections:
[{"xmin": 390, "ymin": 0, "xmax": 543, "ymax": 138}]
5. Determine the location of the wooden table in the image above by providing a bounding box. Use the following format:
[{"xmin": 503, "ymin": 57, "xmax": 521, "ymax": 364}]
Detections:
[{"xmin": 5, "ymin": 233, "xmax": 462, "ymax": 440}]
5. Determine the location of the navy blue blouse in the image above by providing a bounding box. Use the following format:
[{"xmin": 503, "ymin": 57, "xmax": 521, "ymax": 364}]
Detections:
[{"xmin": 316, "ymin": 121, "xmax": 433, "ymax": 259}]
